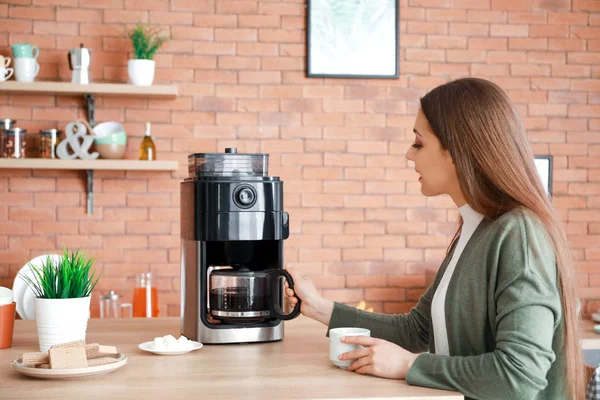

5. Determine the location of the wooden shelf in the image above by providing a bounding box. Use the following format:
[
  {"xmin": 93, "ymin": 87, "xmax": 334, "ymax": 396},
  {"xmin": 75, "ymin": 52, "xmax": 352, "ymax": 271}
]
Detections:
[
  {"xmin": 0, "ymin": 81, "xmax": 178, "ymax": 98},
  {"xmin": 0, "ymin": 158, "xmax": 179, "ymax": 214},
  {"xmin": 0, "ymin": 158, "xmax": 178, "ymax": 171}
]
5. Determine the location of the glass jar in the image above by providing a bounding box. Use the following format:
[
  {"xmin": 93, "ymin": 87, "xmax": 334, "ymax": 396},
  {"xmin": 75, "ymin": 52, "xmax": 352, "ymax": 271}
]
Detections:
[
  {"xmin": 132, "ymin": 272, "xmax": 160, "ymax": 318},
  {"xmin": 99, "ymin": 290, "xmax": 132, "ymax": 319},
  {"xmin": 2, "ymin": 128, "xmax": 26, "ymax": 159},
  {"xmin": 0, "ymin": 119, "xmax": 15, "ymax": 157},
  {"xmin": 39, "ymin": 129, "xmax": 61, "ymax": 159}
]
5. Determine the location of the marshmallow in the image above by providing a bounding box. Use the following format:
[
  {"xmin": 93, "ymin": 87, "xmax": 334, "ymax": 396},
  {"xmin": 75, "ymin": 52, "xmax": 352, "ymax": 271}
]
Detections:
[{"xmin": 151, "ymin": 335, "xmax": 193, "ymax": 351}]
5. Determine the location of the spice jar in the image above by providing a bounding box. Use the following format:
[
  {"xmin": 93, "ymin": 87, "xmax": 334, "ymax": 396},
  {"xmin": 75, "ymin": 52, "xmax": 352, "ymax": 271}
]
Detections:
[
  {"xmin": 2, "ymin": 128, "xmax": 26, "ymax": 159},
  {"xmin": 0, "ymin": 119, "xmax": 15, "ymax": 156},
  {"xmin": 39, "ymin": 129, "xmax": 61, "ymax": 159}
]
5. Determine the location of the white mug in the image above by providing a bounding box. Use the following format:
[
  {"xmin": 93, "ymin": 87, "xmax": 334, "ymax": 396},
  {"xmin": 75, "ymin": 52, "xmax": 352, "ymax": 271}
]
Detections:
[
  {"xmin": 0, "ymin": 65, "xmax": 13, "ymax": 82},
  {"xmin": 0, "ymin": 55, "xmax": 11, "ymax": 68},
  {"xmin": 14, "ymin": 57, "xmax": 39, "ymax": 83},
  {"xmin": 328, "ymin": 327, "xmax": 371, "ymax": 369}
]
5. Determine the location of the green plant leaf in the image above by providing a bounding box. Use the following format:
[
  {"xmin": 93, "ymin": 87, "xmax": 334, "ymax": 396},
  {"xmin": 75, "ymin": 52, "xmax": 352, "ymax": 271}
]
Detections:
[
  {"xmin": 127, "ymin": 22, "xmax": 169, "ymax": 60},
  {"xmin": 20, "ymin": 247, "xmax": 102, "ymax": 299}
]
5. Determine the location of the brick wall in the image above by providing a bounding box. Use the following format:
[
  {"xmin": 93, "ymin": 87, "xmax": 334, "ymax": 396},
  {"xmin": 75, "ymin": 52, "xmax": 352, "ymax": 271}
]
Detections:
[{"xmin": 0, "ymin": 0, "xmax": 599, "ymax": 318}]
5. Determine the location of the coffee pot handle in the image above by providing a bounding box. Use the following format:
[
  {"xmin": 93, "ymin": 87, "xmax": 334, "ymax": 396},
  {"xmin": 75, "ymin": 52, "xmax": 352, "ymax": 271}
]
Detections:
[{"xmin": 270, "ymin": 269, "xmax": 301, "ymax": 321}]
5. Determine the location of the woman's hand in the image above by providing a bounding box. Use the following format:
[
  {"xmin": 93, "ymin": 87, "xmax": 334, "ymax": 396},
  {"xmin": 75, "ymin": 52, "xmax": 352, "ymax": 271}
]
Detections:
[
  {"xmin": 284, "ymin": 264, "xmax": 334, "ymax": 325},
  {"xmin": 340, "ymin": 336, "xmax": 419, "ymax": 380}
]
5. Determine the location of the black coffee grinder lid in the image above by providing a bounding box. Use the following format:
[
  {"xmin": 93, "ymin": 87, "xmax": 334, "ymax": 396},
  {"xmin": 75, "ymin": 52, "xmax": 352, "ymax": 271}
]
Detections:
[{"xmin": 188, "ymin": 148, "xmax": 269, "ymax": 178}]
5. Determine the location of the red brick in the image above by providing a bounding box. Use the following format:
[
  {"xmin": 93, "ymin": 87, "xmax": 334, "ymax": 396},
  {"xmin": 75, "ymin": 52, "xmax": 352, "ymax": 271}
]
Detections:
[
  {"xmin": 573, "ymin": 0, "xmax": 600, "ymax": 11},
  {"xmin": 569, "ymin": 105, "xmax": 600, "ymax": 117},
  {"xmin": 548, "ymin": 12, "xmax": 588, "ymax": 24},
  {"xmin": 344, "ymin": 195, "xmax": 385, "ymax": 209},
  {"xmin": 428, "ymin": 35, "xmax": 467, "ymax": 49},
  {"xmin": 472, "ymin": 64, "xmax": 510, "ymax": 76},
  {"xmin": 469, "ymin": 37, "xmax": 507, "ymax": 50},
  {"xmin": 323, "ymin": 209, "xmax": 364, "ymax": 222},
  {"xmin": 492, "ymin": 0, "xmax": 531, "ymax": 10},
  {"xmin": 445, "ymin": 49, "xmax": 485, "ymax": 62},
  {"xmin": 427, "ymin": 9, "xmax": 466, "ymax": 21},
  {"xmin": 10, "ymin": 6, "xmax": 55, "ymax": 20},
  {"xmin": 193, "ymin": 14, "xmax": 236, "ymax": 27},
  {"xmin": 549, "ymin": 38, "xmax": 586, "ymax": 51},
  {"xmin": 449, "ymin": 22, "xmax": 488, "ymax": 35},
  {"xmin": 409, "ymin": 0, "xmax": 450, "ymax": 6},
  {"xmin": 405, "ymin": 48, "xmax": 446, "ymax": 62},
  {"xmin": 509, "ymin": 38, "xmax": 548, "ymax": 50},
  {"xmin": 530, "ymin": 24, "xmax": 569, "ymax": 38},
  {"xmin": 552, "ymin": 65, "xmax": 591, "ymax": 78},
  {"xmin": 322, "ymin": 289, "xmax": 364, "ymax": 304},
  {"xmin": 302, "ymin": 194, "xmax": 344, "ymax": 208},
  {"xmin": 568, "ymin": 52, "xmax": 600, "ymax": 65},
  {"xmin": 299, "ymin": 248, "xmax": 341, "ymax": 262},
  {"xmin": 323, "ymin": 235, "xmax": 363, "ymax": 248},
  {"xmin": 491, "ymin": 24, "xmax": 529, "ymax": 37},
  {"xmin": 347, "ymin": 275, "xmax": 387, "ymax": 288}
]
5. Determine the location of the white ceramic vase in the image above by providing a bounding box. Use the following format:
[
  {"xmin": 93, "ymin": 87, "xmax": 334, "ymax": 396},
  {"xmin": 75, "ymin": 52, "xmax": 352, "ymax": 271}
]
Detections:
[
  {"xmin": 34, "ymin": 296, "xmax": 91, "ymax": 352},
  {"xmin": 128, "ymin": 59, "xmax": 155, "ymax": 86}
]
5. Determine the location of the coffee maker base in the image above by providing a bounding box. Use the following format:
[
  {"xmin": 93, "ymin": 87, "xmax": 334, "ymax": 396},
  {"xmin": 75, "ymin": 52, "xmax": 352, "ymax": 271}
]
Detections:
[{"xmin": 197, "ymin": 322, "xmax": 283, "ymax": 344}]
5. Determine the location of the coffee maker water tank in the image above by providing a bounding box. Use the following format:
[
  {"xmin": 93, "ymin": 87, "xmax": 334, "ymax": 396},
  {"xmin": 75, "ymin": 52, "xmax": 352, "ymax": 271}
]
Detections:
[{"xmin": 68, "ymin": 43, "xmax": 92, "ymax": 84}]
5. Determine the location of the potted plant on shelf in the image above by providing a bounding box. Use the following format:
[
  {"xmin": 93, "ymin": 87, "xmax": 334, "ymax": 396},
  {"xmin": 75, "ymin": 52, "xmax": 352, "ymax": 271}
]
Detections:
[
  {"xmin": 20, "ymin": 248, "xmax": 101, "ymax": 351},
  {"xmin": 127, "ymin": 22, "xmax": 169, "ymax": 86}
]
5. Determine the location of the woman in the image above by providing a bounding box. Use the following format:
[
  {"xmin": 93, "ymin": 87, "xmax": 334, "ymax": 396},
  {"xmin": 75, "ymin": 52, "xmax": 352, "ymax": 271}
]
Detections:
[{"xmin": 285, "ymin": 77, "xmax": 583, "ymax": 400}]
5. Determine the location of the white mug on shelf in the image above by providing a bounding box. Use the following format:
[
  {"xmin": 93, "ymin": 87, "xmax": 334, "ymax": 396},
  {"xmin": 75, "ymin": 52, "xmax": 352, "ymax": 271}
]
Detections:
[
  {"xmin": 0, "ymin": 55, "xmax": 11, "ymax": 68},
  {"xmin": 14, "ymin": 57, "xmax": 39, "ymax": 83},
  {"xmin": 0, "ymin": 64, "xmax": 14, "ymax": 82}
]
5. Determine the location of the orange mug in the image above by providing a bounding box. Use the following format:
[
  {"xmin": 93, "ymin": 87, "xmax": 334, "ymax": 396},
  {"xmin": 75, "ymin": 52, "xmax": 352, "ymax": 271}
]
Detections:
[{"xmin": 0, "ymin": 302, "xmax": 16, "ymax": 349}]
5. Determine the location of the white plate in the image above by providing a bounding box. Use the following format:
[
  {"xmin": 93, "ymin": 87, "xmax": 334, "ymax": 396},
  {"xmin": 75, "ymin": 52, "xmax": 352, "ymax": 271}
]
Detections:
[
  {"xmin": 11, "ymin": 354, "xmax": 127, "ymax": 379},
  {"xmin": 138, "ymin": 341, "xmax": 203, "ymax": 356},
  {"xmin": 12, "ymin": 254, "xmax": 61, "ymax": 320},
  {"xmin": 593, "ymin": 313, "xmax": 600, "ymax": 323}
]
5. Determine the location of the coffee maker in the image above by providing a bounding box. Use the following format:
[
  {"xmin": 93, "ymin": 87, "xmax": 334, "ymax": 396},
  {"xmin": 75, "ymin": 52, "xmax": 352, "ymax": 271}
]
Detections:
[
  {"xmin": 68, "ymin": 43, "xmax": 91, "ymax": 84},
  {"xmin": 180, "ymin": 148, "xmax": 301, "ymax": 344}
]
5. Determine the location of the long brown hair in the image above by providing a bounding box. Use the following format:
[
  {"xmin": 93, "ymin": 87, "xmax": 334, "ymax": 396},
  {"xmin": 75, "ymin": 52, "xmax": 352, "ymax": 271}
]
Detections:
[{"xmin": 420, "ymin": 77, "xmax": 583, "ymax": 399}]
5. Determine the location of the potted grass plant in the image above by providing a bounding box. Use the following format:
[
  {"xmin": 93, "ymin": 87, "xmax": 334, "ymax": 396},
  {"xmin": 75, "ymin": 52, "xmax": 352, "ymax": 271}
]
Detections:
[
  {"xmin": 127, "ymin": 22, "xmax": 169, "ymax": 86},
  {"xmin": 20, "ymin": 248, "xmax": 100, "ymax": 351}
]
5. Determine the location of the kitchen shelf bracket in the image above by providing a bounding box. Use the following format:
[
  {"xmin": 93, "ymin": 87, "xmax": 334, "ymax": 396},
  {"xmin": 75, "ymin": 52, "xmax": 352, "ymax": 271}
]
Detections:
[
  {"xmin": 86, "ymin": 169, "xmax": 94, "ymax": 214},
  {"xmin": 84, "ymin": 93, "xmax": 95, "ymax": 127}
]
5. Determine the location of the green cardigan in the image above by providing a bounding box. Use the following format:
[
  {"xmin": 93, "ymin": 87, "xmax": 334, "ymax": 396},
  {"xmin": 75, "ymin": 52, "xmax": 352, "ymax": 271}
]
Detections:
[{"xmin": 328, "ymin": 208, "xmax": 566, "ymax": 400}]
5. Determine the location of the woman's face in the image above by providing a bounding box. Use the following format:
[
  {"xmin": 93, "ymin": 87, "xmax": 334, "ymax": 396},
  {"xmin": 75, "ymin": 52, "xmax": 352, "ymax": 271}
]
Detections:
[{"xmin": 406, "ymin": 110, "xmax": 463, "ymax": 203}]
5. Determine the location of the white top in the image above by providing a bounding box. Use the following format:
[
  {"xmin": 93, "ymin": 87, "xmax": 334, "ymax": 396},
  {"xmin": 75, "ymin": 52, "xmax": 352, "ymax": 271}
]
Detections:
[{"xmin": 431, "ymin": 203, "xmax": 484, "ymax": 356}]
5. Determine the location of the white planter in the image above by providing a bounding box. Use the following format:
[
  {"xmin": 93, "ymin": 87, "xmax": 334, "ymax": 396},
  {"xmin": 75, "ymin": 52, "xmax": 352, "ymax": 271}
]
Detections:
[
  {"xmin": 128, "ymin": 59, "xmax": 155, "ymax": 86},
  {"xmin": 34, "ymin": 296, "xmax": 91, "ymax": 352}
]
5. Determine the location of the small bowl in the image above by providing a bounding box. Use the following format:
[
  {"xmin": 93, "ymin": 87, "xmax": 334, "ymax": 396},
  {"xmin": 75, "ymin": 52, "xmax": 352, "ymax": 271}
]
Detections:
[
  {"xmin": 92, "ymin": 121, "xmax": 125, "ymax": 139},
  {"xmin": 95, "ymin": 143, "xmax": 126, "ymax": 159},
  {"xmin": 94, "ymin": 131, "xmax": 127, "ymax": 146}
]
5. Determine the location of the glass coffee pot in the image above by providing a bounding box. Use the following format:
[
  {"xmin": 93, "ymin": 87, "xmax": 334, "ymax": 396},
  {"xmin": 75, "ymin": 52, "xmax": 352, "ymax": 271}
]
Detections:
[
  {"xmin": 209, "ymin": 268, "xmax": 301, "ymax": 324},
  {"xmin": 99, "ymin": 290, "xmax": 132, "ymax": 319}
]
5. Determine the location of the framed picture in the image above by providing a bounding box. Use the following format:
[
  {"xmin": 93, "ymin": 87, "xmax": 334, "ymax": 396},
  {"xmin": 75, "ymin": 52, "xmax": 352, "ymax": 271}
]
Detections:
[
  {"xmin": 307, "ymin": 0, "xmax": 399, "ymax": 79},
  {"xmin": 534, "ymin": 156, "xmax": 553, "ymax": 197}
]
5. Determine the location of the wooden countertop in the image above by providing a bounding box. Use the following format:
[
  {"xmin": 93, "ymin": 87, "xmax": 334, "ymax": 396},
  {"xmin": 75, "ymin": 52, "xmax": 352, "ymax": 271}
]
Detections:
[{"xmin": 1, "ymin": 316, "xmax": 463, "ymax": 400}]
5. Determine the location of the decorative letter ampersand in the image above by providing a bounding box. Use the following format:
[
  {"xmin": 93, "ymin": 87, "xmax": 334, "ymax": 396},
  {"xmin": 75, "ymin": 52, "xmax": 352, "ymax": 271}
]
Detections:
[{"xmin": 57, "ymin": 121, "xmax": 99, "ymax": 160}]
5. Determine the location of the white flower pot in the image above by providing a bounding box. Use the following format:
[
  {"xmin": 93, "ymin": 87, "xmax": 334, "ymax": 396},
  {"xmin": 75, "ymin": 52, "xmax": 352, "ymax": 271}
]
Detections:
[
  {"xmin": 34, "ymin": 296, "xmax": 91, "ymax": 352},
  {"xmin": 128, "ymin": 59, "xmax": 155, "ymax": 86}
]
